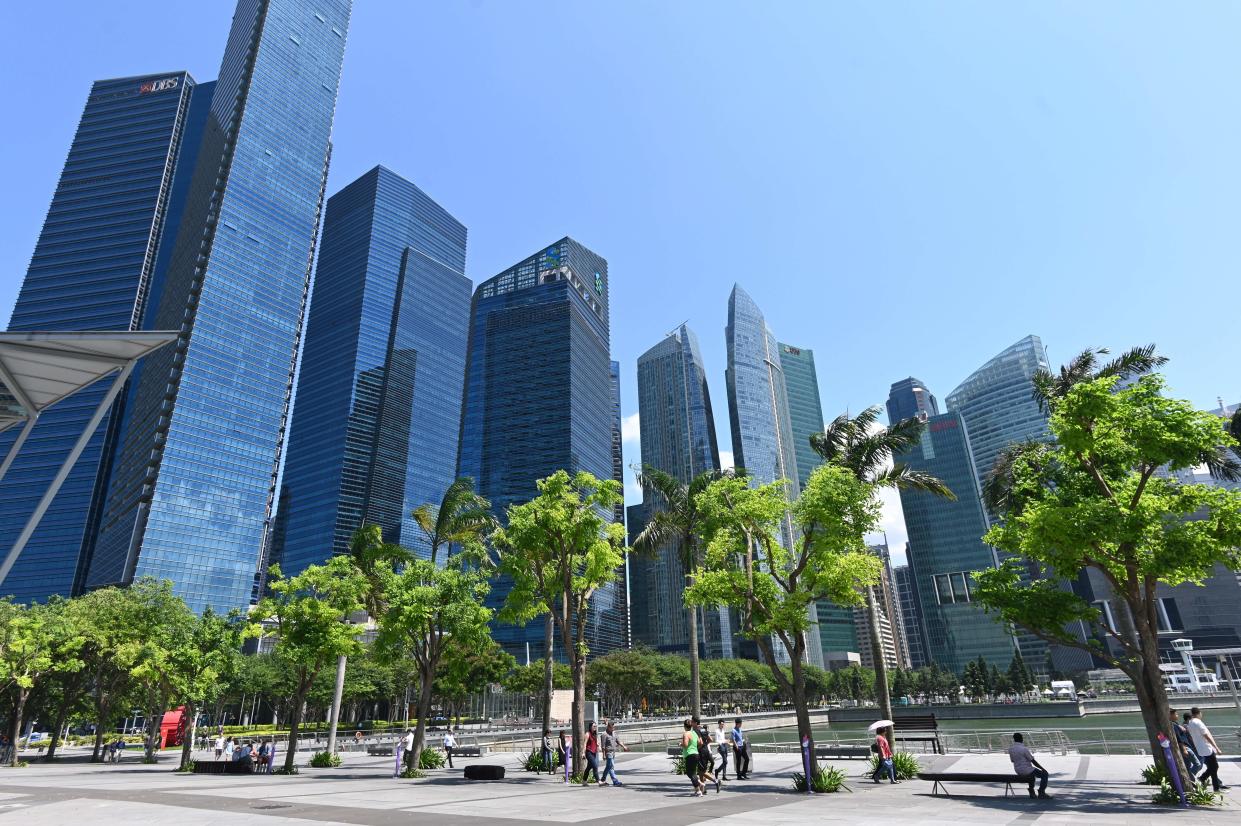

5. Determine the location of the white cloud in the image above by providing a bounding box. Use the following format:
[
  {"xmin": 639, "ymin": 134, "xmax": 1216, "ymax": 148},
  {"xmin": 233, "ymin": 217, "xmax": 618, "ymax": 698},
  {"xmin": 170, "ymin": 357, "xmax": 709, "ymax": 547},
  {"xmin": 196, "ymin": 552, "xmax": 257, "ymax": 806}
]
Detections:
[
  {"xmin": 868, "ymin": 485, "xmax": 909, "ymax": 565},
  {"xmin": 625, "ymin": 476, "xmax": 643, "ymax": 505},
  {"xmin": 621, "ymin": 412, "xmax": 640, "ymax": 444},
  {"xmin": 719, "ymin": 450, "xmax": 734, "ymax": 472}
]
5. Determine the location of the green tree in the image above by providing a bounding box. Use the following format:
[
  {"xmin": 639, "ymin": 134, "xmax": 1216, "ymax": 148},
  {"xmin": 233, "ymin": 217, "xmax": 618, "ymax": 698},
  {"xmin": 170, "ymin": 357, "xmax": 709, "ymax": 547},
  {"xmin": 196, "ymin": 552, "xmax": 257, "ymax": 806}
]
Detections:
[
  {"xmin": 494, "ymin": 470, "xmax": 626, "ymax": 776},
  {"xmin": 504, "ymin": 661, "xmax": 572, "ymax": 694},
  {"xmin": 1007, "ymin": 652, "xmax": 1033, "ymax": 699},
  {"xmin": 0, "ymin": 598, "xmax": 83, "ymax": 765},
  {"xmin": 256, "ymin": 557, "xmax": 368, "ymax": 772},
  {"xmin": 972, "ymin": 371, "xmax": 1241, "ymax": 777},
  {"xmin": 587, "ymin": 648, "xmax": 659, "ymax": 716},
  {"xmin": 688, "ymin": 465, "xmax": 881, "ymax": 761},
  {"xmin": 809, "ymin": 406, "xmax": 955, "ymax": 742},
  {"xmin": 170, "ymin": 609, "xmax": 252, "ymax": 768},
  {"xmin": 632, "ymin": 466, "xmax": 725, "ymax": 717},
  {"xmin": 434, "ymin": 638, "xmax": 514, "ymax": 722}
]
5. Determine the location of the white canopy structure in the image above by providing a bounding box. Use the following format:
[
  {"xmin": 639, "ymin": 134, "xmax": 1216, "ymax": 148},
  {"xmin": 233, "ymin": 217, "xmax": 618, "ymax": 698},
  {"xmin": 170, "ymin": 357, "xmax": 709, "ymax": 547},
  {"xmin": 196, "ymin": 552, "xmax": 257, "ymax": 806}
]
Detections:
[{"xmin": 0, "ymin": 330, "xmax": 177, "ymax": 584}]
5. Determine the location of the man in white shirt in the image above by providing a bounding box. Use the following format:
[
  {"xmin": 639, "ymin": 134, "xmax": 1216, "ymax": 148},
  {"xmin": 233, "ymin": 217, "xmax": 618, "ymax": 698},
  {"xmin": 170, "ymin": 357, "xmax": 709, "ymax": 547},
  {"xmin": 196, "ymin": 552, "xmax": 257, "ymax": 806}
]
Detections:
[
  {"xmin": 442, "ymin": 728, "xmax": 457, "ymax": 768},
  {"xmin": 402, "ymin": 729, "xmax": 415, "ymax": 771},
  {"xmin": 1007, "ymin": 733, "xmax": 1050, "ymax": 799},
  {"xmin": 1187, "ymin": 707, "xmax": 1227, "ymax": 791}
]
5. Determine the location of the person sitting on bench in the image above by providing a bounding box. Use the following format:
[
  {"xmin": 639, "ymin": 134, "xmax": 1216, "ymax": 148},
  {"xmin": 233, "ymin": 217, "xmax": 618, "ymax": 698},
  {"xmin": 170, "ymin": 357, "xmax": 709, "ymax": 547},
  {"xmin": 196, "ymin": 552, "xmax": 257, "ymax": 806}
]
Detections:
[{"xmin": 1007, "ymin": 733, "xmax": 1050, "ymax": 799}]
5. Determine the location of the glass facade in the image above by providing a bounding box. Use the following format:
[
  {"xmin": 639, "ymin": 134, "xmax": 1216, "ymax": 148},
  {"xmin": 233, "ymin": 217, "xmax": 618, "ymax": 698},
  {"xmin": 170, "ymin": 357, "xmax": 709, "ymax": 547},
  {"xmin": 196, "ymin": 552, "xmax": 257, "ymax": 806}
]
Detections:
[
  {"xmin": 724, "ymin": 285, "xmax": 822, "ymax": 667},
  {"xmin": 273, "ymin": 166, "xmax": 470, "ymax": 576},
  {"xmin": 777, "ymin": 342, "xmax": 823, "ymax": 492},
  {"xmin": 86, "ymin": 0, "xmax": 352, "ymax": 613},
  {"xmin": 458, "ymin": 238, "xmax": 624, "ymax": 660},
  {"xmin": 632, "ymin": 324, "xmax": 733, "ymax": 658},
  {"xmin": 606, "ymin": 360, "xmax": 630, "ymax": 649},
  {"xmin": 893, "ymin": 411, "xmax": 1015, "ymax": 673},
  {"xmin": 886, "ymin": 377, "xmax": 939, "ymax": 424},
  {"xmin": 0, "ymin": 72, "xmax": 200, "ymax": 603},
  {"xmin": 893, "ymin": 561, "xmax": 929, "ymax": 669}
]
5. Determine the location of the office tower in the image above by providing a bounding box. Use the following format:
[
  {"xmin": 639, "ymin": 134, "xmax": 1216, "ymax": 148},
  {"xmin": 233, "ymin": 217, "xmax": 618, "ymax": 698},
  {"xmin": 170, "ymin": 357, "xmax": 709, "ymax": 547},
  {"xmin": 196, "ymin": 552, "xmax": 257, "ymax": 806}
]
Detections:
[
  {"xmin": 607, "ymin": 360, "xmax": 629, "ymax": 648},
  {"xmin": 632, "ymin": 324, "xmax": 733, "ymax": 658},
  {"xmin": 86, "ymin": 0, "xmax": 352, "ymax": 612},
  {"xmin": 725, "ymin": 285, "xmax": 822, "ymax": 667},
  {"xmin": 854, "ymin": 543, "xmax": 907, "ymax": 670},
  {"xmin": 458, "ymin": 237, "xmax": 623, "ymax": 659},
  {"xmin": 0, "ymin": 71, "xmax": 206, "ymax": 603},
  {"xmin": 273, "ymin": 167, "xmax": 470, "ymax": 576},
  {"xmin": 945, "ymin": 335, "xmax": 1051, "ymax": 499},
  {"xmin": 886, "ymin": 377, "xmax": 939, "ymax": 424},
  {"xmin": 893, "ymin": 561, "xmax": 929, "ymax": 669},
  {"xmin": 893, "ymin": 410, "xmax": 1015, "ymax": 673},
  {"xmin": 777, "ymin": 343, "xmax": 824, "ymax": 491}
]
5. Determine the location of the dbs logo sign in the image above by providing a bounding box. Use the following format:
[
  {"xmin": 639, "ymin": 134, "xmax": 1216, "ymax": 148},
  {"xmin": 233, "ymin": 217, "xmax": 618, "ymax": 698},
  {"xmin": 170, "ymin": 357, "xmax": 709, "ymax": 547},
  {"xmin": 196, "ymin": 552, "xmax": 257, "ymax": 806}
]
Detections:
[{"xmin": 139, "ymin": 77, "xmax": 179, "ymax": 94}]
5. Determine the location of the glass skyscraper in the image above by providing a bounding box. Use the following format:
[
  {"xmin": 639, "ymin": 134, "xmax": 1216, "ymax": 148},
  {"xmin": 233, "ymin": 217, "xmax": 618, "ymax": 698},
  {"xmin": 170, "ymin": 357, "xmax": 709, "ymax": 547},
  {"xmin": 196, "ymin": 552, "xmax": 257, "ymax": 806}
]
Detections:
[
  {"xmin": 273, "ymin": 166, "xmax": 470, "ymax": 575},
  {"xmin": 0, "ymin": 72, "xmax": 205, "ymax": 603},
  {"xmin": 893, "ymin": 409, "xmax": 1015, "ymax": 673},
  {"xmin": 86, "ymin": 0, "xmax": 352, "ymax": 613},
  {"xmin": 458, "ymin": 238, "xmax": 623, "ymax": 660},
  {"xmin": 606, "ymin": 359, "xmax": 630, "ymax": 649},
  {"xmin": 892, "ymin": 560, "xmax": 929, "ymax": 669},
  {"xmin": 886, "ymin": 377, "xmax": 939, "ymax": 424},
  {"xmin": 632, "ymin": 324, "xmax": 733, "ymax": 658},
  {"xmin": 724, "ymin": 285, "xmax": 822, "ymax": 667}
]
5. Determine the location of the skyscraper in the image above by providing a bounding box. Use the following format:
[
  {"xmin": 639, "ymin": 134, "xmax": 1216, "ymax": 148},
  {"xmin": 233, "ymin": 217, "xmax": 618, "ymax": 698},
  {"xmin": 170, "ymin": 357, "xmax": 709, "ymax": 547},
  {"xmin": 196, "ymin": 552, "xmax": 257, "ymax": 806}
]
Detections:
[
  {"xmin": 607, "ymin": 360, "xmax": 629, "ymax": 649},
  {"xmin": 777, "ymin": 343, "xmax": 823, "ymax": 491},
  {"xmin": 893, "ymin": 409, "xmax": 1015, "ymax": 673},
  {"xmin": 458, "ymin": 237, "xmax": 623, "ymax": 660},
  {"xmin": 274, "ymin": 166, "xmax": 470, "ymax": 575},
  {"xmin": 886, "ymin": 377, "xmax": 939, "ymax": 424},
  {"xmin": 892, "ymin": 560, "xmax": 929, "ymax": 669},
  {"xmin": 0, "ymin": 71, "xmax": 206, "ymax": 603},
  {"xmin": 725, "ymin": 285, "xmax": 822, "ymax": 667},
  {"xmin": 86, "ymin": 0, "xmax": 352, "ymax": 612},
  {"xmin": 632, "ymin": 324, "xmax": 732, "ymax": 658}
]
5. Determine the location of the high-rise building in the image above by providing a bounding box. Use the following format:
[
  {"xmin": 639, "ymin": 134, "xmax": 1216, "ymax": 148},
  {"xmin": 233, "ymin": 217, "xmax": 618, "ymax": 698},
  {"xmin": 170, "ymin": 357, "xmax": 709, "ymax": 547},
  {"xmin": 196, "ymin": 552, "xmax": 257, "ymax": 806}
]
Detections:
[
  {"xmin": 86, "ymin": 0, "xmax": 352, "ymax": 613},
  {"xmin": 893, "ymin": 560, "xmax": 929, "ymax": 669},
  {"xmin": 893, "ymin": 410, "xmax": 1015, "ymax": 673},
  {"xmin": 632, "ymin": 324, "xmax": 733, "ymax": 658},
  {"xmin": 725, "ymin": 285, "xmax": 822, "ymax": 667},
  {"xmin": 854, "ymin": 543, "xmax": 907, "ymax": 670},
  {"xmin": 458, "ymin": 238, "xmax": 623, "ymax": 660},
  {"xmin": 886, "ymin": 377, "xmax": 939, "ymax": 424},
  {"xmin": 273, "ymin": 167, "xmax": 470, "ymax": 575},
  {"xmin": 607, "ymin": 360, "xmax": 629, "ymax": 649},
  {"xmin": 0, "ymin": 71, "xmax": 208, "ymax": 603}
]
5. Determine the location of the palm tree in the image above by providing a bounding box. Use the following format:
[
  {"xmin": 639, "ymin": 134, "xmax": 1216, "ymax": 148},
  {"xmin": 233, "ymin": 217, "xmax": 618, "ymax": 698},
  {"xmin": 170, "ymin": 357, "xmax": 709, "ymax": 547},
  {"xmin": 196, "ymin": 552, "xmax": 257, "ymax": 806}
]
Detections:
[
  {"xmin": 410, "ymin": 476, "xmax": 496, "ymax": 565},
  {"xmin": 1029, "ymin": 344, "xmax": 1167, "ymax": 413},
  {"xmin": 633, "ymin": 465, "xmax": 726, "ymax": 717},
  {"xmin": 346, "ymin": 523, "xmax": 411, "ymax": 617},
  {"xmin": 809, "ymin": 407, "xmax": 955, "ymax": 742}
]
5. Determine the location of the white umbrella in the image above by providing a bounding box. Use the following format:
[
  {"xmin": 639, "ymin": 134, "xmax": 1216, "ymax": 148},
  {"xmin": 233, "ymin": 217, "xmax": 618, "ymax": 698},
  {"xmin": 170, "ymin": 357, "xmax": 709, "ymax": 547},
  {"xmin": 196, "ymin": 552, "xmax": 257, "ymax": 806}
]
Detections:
[{"xmin": 868, "ymin": 719, "xmax": 895, "ymax": 732}]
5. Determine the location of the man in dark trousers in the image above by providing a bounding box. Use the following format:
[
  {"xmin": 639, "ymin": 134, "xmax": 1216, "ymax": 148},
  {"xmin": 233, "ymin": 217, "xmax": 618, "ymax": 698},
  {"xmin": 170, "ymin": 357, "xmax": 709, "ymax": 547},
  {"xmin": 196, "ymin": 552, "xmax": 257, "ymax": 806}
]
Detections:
[{"xmin": 731, "ymin": 717, "xmax": 749, "ymax": 779}]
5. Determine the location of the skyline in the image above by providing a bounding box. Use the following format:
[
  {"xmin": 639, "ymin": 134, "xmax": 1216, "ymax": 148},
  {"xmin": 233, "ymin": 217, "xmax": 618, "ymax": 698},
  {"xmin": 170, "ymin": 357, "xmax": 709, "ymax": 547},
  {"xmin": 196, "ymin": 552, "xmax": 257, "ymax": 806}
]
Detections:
[{"xmin": 3, "ymin": 2, "xmax": 1238, "ymax": 562}]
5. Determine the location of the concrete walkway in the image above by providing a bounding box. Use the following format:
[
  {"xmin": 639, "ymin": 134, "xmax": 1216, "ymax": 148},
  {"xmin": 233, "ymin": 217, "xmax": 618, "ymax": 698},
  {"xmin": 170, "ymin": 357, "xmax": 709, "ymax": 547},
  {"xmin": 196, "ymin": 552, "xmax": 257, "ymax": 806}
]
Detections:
[{"xmin": 0, "ymin": 747, "xmax": 1238, "ymax": 825}]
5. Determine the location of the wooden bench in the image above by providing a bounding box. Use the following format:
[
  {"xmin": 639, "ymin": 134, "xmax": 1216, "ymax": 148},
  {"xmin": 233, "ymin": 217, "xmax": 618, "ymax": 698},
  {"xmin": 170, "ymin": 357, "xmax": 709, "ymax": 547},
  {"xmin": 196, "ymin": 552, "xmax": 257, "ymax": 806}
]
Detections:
[
  {"xmin": 918, "ymin": 772, "xmax": 1031, "ymax": 797},
  {"xmin": 453, "ymin": 745, "xmax": 482, "ymax": 758},
  {"xmin": 814, "ymin": 745, "xmax": 870, "ymax": 759},
  {"xmin": 367, "ymin": 745, "xmax": 395, "ymax": 756},
  {"xmin": 193, "ymin": 760, "xmax": 256, "ymax": 775},
  {"xmin": 892, "ymin": 714, "xmax": 942, "ymax": 754}
]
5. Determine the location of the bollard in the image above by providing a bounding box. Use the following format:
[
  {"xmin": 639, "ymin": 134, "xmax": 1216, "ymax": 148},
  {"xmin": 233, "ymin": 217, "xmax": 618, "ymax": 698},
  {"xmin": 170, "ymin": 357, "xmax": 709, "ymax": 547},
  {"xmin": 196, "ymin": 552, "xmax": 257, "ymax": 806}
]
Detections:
[
  {"xmin": 1156, "ymin": 732, "xmax": 1187, "ymax": 807},
  {"xmin": 801, "ymin": 735, "xmax": 813, "ymax": 794}
]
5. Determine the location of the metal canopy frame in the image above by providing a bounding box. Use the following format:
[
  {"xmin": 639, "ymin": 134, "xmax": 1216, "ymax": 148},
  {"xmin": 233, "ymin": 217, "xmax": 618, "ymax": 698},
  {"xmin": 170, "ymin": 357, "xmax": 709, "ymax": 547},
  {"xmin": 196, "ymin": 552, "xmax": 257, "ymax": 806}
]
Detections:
[{"xmin": 0, "ymin": 330, "xmax": 177, "ymax": 586}]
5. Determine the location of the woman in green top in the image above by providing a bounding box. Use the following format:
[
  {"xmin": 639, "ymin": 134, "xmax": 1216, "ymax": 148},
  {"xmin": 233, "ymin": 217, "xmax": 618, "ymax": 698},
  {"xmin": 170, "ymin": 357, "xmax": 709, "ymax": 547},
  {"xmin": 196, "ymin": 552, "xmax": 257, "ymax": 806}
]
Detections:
[{"xmin": 682, "ymin": 719, "xmax": 704, "ymax": 796}]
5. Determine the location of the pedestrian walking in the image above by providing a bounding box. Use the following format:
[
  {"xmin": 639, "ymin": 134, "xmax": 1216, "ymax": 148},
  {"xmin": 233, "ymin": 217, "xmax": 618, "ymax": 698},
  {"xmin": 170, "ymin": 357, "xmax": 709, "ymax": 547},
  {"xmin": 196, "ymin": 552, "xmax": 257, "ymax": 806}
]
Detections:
[
  {"xmin": 541, "ymin": 729, "xmax": 555, "ymax": 774},
  {"xmin": 731, "ymin": 718, "xmax": 749, "ymax": 779},
  {"xmin": 224, "ymin": 737, "xmax": 235, "ymax": 762},
  {"xmin": 1171, "ymin": 709, "xmax": 1203, "ymax": 778},
  {"xmin": 1008, "ymin": 733, "xmax": 1050, "ymax": 799},
  {"xmin": 1187, "ymin": 708, "xmax": 1227, "ymax": 791},
  {"xmin": 214, "ymin": 733, "xmax": 225, "ymax": 760},
  {"xmin": 599, "ymin": 722, "xmax": 628, "ymax": 786},
  {"xmin": 682, "ymin": 719, "xmax": 704, "ymax": 797},
  {"xmin": 583, "ymin": 722, "xmax": 601, "ymax": 784},
  {"xmin": 693, "ymin": 718, "xmax": 719, "ymax": 792},
  {"xmin": 402, "ymin": 729, "xmax": 415, "ymax": 772},
  {"xmin": 715, "ymin": 719, "xmax": 730, "ymax": 780},
  {"xmin": 871, "ymin": 726, "xmax": 897, "ymax": 784},
  {"xmin": 442, "ymin": 727, "xmax": 457, "ymax": 768}
]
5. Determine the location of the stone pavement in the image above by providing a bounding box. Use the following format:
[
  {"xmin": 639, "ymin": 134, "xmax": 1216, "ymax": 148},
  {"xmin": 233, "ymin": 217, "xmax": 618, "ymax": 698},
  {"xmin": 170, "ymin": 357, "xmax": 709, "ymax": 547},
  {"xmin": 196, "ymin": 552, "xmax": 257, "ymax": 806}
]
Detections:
[{"xmin": 0, "ymin": 747, "xmax": 1238, "ymax": 825}]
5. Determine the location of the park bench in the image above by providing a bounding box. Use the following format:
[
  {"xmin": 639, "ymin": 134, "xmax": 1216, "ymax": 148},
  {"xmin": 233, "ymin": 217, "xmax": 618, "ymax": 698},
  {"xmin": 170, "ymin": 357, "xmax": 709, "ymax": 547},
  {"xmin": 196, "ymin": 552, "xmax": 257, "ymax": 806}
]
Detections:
[
  {"xmin": 814, "ymin": 745, "xmax": 870, "ymax": 759},
  {"xmin": 892, "ymin": 714, "xmax": 942, "ymax": 754},
  {"xmin": 367, "ymin": 745, "xmax": 394, "ymax": 756},
  {"xmin": 917, "ymin": 772, "xmax": 1031, "ymax": 797},
  {"xmin": 193, "ymin": 760, "xmax": 255, "ymax": 775},
  {"xmin": 453, "ymin": 745, "xmax": 482, "ymax": 758}
]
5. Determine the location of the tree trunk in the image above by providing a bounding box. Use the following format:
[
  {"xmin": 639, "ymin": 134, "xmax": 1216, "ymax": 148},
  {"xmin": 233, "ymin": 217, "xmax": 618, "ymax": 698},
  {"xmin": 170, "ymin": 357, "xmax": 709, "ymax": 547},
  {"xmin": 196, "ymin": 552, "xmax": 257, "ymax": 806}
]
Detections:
[
  {"xmin": 541, "ymin": 614, "xmax": 554, "ymax": 735},
  {"xmin": 144, "ymin": 700, "xmax": 163, "ymax": 762},
  {"xmin": 789, "ymin": 654, "xmax": 815, "ymax": 773},
  {"xmin": 1130, "ymin": 603, "xmax": 1187, "ymax": 781},
  {"xmin": 866, "ymin": 589, "xmax": 895, "ymax": 748},
  {"xmin": 180, "ymin": 700, "xmax": 197, "ymax": 769},
  {"xmin": 687, "ymin": 603, "xmax": 702, "ymax": 717},
  {"xmin": 571, "ymin": 649, "xmax": 586, "ymax": 778},
  {"xmin": 410, "ymin": 662, "xmax": 435, "ymax": 771},
  {"xmin": 42, "ymin": 684, "xmax": 80, "ymax": 762},
  {"xmin": 283, "ymin": 685, "xmax": 309, "ymax": 773},
  {"xmin": 8, "ymin": 689, "xmax": 28, "ymax": 767}
]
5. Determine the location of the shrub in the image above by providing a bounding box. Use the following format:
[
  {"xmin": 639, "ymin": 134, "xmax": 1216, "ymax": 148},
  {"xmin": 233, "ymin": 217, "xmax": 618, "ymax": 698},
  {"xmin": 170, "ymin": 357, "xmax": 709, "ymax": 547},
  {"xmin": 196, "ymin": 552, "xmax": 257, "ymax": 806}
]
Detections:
[
  {"xmin": 174, "ymin": 761, "xmax": 195, "ymax": 773},
  {"xmin": 308, "ymin": 751, "xmax": 342, "ymax": 768},
  {"xmin": 792, "ymin": 764, "xmax": 847, "ymax": 793},
  {"xmin": 1187, "ymin": 782, "xmax": 1222, "ymax": 807},
  {"xmin": 670, "ymin": 755, "xmax": 686, "ymax": 775},
  {"xmin": 399, "ymin": 766, "xmax": 426, "ymax": 779},
  {"xmin": 1140, "ymin": 763, "xmax": 1168, "ymax": 786},
  {"xmin": 868, "ymin": 751, "xmax": 920, "ymax": 780},
  {"xmin": 522, "ymin": 748, "xmax": 560, "ymax": 772},
  {"xmin": 272, "ymin": 766, "xmax": 299, "ymax": 775},
  {"xmin": 419, "ymin": 748, "xmax": 445, "ymax": 769},
  {"xmin": 1151, "ymin": 778, "xmax": 1180, "ymax": 805}
]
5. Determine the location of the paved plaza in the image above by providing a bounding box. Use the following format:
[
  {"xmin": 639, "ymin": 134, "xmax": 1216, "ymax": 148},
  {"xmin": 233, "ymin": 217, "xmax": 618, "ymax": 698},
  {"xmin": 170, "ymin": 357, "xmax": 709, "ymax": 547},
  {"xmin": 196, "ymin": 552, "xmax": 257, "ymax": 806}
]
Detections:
[{"xmin": 0, "ymin": 748, "xmax": 1239, "ymax": 825}]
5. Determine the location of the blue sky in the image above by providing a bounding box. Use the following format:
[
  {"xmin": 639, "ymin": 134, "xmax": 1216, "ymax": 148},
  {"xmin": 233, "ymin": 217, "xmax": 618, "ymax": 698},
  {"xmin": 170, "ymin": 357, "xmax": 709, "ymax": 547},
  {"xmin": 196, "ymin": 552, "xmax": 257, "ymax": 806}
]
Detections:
[{"xmin": 2, "ymin": 2, "xmax": 1238, "ymax": 557}]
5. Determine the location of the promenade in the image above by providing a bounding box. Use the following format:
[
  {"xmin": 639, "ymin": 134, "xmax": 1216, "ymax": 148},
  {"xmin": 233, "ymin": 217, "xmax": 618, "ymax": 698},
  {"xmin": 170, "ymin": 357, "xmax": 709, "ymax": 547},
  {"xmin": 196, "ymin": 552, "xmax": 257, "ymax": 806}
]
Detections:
[{"xmin": 0, "ymin": 748, "xmax": 1238, "ymax": 825}]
